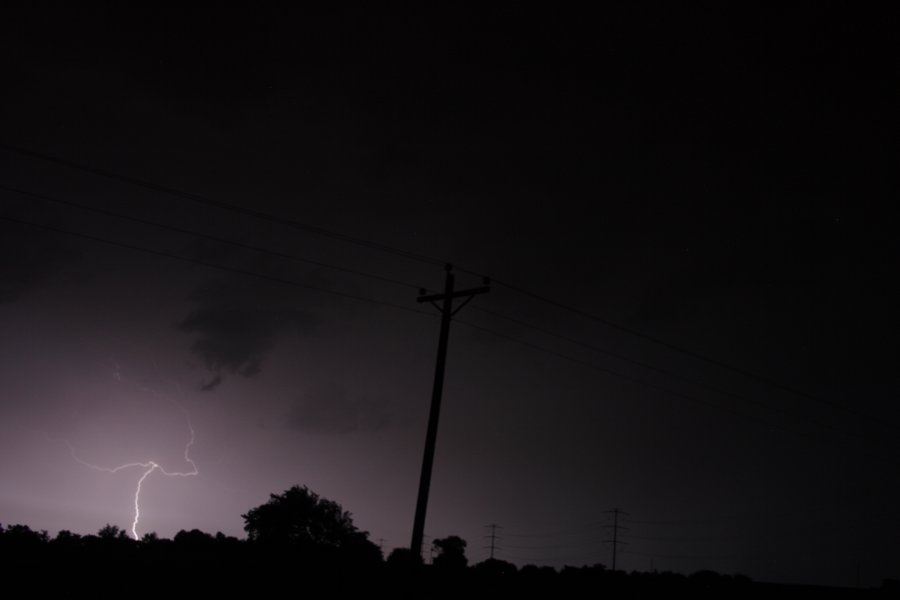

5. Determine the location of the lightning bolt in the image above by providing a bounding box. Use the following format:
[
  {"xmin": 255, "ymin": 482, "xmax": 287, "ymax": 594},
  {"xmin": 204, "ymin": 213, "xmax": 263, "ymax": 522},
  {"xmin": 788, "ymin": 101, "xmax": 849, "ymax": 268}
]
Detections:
[
  {"xmin": 59, "ymin": 357, "xmax": 202, "ymax": 540},
  {"xmin": 17, "ymin": 354, "xmax": 206, "ymax": 539},
  {"xmin": 68, "ymin": 408, "xmax": 198, "ymax": 540}
]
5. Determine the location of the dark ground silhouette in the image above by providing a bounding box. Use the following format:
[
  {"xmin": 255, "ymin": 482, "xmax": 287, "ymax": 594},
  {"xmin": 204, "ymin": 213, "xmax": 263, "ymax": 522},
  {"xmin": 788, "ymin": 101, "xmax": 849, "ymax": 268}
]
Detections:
[{"xmin": 0, "ymin": 485, "xmax": 893, "ymax": 597}]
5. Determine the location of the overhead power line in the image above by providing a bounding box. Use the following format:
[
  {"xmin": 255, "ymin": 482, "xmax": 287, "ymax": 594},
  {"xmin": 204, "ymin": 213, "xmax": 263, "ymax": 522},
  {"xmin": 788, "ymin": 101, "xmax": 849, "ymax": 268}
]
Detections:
[
  {"xmin": 465, "ymin": 308, "xmax": 900, "ymax": 440},
  {"xmin": 2, "ymin": 143, "xmax": 887, "ymax": 432},
  {"xmin": 4, "ymin": 210, "xmax": 899, "ymax": 468},
  {"xmin": 9, "ymin": 181, "xmax": 814, "ymax": 432},
  {"xmin": 469, "ymin": 306, "xmax": 848, "ymax": 431},
  {"xmin": 454, "ymin": 318, "xmax": 799, "ymax": 430},
  {"xmin": 0, "ymin": 215, "xmax": 434, "ymax": 318},
  {"xmin": 0, "ymin": 209, "xmax": 803, "ymax": 441},
  {"xmin": 0, "ymin": 197, "xmax": 782, "ymax": 435},
  {"xmin": 482, "ymin": 277, "xmax": 887, "ymax": 428},
  {"xmin": 14, "ymin": 184, "xmax": 879, "ymax": 443},
  {"xmin": 10, "ymin": 179, "xmax": 893, "ymax": 439},
  {"xmin": 0, "ymin": 183, "xmax": 427, "ymax": 291},
  {"xmin": 621, "ymin": 549, "xmax": 770, "ymax": 562},
  {"xmin": 0, "ymin": 143, "xmax": 446, "ymax": 266},
  {"xmin": 453, "ymin": 318, "xmax": 900, "ymax": 468}
]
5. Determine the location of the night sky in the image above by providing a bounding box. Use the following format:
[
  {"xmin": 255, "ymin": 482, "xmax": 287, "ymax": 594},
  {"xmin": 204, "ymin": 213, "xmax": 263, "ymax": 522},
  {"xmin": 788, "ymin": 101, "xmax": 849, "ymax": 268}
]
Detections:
[{"xmin": 1, "ymin": 4, "xmax": 898, "ymax": 587}]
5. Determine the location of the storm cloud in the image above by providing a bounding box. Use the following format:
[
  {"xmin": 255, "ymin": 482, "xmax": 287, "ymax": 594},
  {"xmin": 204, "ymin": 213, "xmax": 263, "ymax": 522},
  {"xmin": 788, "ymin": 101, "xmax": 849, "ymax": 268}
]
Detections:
[{"xmin": 177, "ymin": 279, "xmax": 314, "ymax": 387}]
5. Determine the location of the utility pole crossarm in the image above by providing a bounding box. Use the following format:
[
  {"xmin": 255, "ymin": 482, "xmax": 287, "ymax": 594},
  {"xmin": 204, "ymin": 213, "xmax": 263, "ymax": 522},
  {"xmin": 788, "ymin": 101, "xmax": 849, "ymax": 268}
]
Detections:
[{"xmin": 416, "ymin": 285, "xmax": 491, "ymax": 303}]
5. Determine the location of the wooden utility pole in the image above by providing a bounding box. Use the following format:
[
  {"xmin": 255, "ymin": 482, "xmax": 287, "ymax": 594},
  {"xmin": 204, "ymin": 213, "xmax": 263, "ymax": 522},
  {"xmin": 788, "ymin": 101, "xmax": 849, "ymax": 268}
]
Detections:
[{"xmin": 410, "ymin": 264, "xmax": 490, "ymax": 561}]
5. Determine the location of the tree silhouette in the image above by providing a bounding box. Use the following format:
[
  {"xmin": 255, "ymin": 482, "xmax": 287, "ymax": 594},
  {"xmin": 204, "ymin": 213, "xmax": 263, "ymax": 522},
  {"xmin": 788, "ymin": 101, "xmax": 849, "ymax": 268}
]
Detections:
[
  {"xmin": 174, "ymin": 528, "xmax": 215, "ymax": 549},
  {"xmin": 97, "ymin": 523, "xmax": 129, "ymax": 541},
  {"xmin": 242, "ymin": 484, "xmax": 381, "ymax": 564},
  {"xmin": 432, "ymin": 535, "xmax": 468, "ymax": 570},
  {"xmin": 0, "ymin": 523, "xmax": 48, "ymax": 553},
  {"xmin": 474, "ymin": 557, "xmax": 517, "ymax": 577}
]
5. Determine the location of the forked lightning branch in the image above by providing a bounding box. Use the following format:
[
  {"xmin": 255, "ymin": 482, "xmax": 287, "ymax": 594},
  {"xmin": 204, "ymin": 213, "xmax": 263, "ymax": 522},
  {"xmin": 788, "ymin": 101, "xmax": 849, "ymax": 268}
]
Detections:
[{"xmin": 67, "ymin": 411, "xmax": 198, "ymax": 540}]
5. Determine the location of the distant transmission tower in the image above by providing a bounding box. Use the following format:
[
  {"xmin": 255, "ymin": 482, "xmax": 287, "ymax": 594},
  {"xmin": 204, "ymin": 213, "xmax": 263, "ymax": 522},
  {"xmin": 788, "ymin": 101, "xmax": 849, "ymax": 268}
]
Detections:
[
  {"xmin": 603, "ymin": 508, "xmax": 628, "ymax": 571},
  {"xmin": 484, "ymin": 523, "xmax": 503, "ymax": 560}
]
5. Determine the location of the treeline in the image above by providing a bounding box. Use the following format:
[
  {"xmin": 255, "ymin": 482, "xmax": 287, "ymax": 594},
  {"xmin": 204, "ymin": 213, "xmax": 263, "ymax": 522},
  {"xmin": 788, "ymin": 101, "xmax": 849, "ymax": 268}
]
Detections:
[
  {"xmin": 0, "ymin": 521, "xmax": 753, "ymax": 594},
  {"xmin": 1, "ymin": 484, "xmax": 890, "ymax": 596}
]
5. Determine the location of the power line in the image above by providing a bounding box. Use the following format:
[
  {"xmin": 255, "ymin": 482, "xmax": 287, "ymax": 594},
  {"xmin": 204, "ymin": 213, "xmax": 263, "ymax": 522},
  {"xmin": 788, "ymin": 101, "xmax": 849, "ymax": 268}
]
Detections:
[
  {"xmin": 3, "ymin": 143, "xmax": 886, "ymax": 430},
  {"xmin": 9, "ymin": 182, "xmax": 837, "ymax": 435},
  {"xmin": 0, "ymin": 209, "xmax": 784, "ymax": 436},
  {"xmin": 453, "ymin": 318, "xmax": 797, "ymax": 430},
  {"xmin": 468, "ymin": 305, "xmax": 861, "ymax": 433},
  {"xmin": 495, "ymin": 519, "xmax": 775, "ymax": 551},
  {"xmin": 0, "ymin": 183, "xmax": 428, "ymax": 291},
  {"xmin": 3, "ymin": 146, "xmax": 894, "ymax": 448},
  {"xmin": 495, "ymin": 511, "xmax": 883, "ymax": 565},
  {"xmin": 453, "ymin": 318, "xmax": 900, "ymax": 468},
  {"xmin": 464, "ymin": 307, "xmax": 900, "ymax": 444},
  {"xmin": 625, "ymin": 518, "xmax": 737, "ymax": 525},
  {"xmin": 500, "ymin": 530, "xmax": 759, "ymax": 567},
  {"xmin": 484, "ymin": 277, "xmax": 889, "ymax": 429},
  {"xmin": 621, "ymin": 548, "xmax": 770, "ymax": 562},
  {"xmin": 504, "ymin": 541, "xmax": 604, "ymax": 550},
  {"xmin": 626, "ymin": 534, "xmax": 736, "ymax": 543},
  {"xmin": 500, "ymin": 547, "xmax": 608, "ymax": 564},
  {"xmin": 12, "ymin": 176, "xmax": 892, "ymax": 441},
  {"xmin": 504, "ymin": 530, "xmax": 607, "ymax": 539},
  {"xmin": 0, "ymin": 143, "xmax": 446, "ymax": 266},
  {"xmin": 504, "ymin": 534, "xmax": 734, "ymax": 549},
  {"xmin": 7, "ymin": 184, "xmax": 823, "ymax": 433},
  {"xmin": 502, "ymin": 518, "xmax": 626, "ymax": 539},
  {"xmin": 500, "ymin": 522, "xmax": 745, "ymax": 545},
  {"xmin": 6, "ymin": 209, "xmax": 894, "ymax": 468},
  {"xmin": 0, "ymin": 215, "xmax": 435, "ymax": 319}
]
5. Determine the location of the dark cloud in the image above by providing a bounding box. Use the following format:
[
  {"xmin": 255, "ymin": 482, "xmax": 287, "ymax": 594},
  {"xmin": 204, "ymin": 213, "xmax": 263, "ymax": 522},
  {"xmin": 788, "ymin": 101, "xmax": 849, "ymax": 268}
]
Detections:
[
  {"xmin": 288, "ymin": 381, "xmax": 399, "ymax": 434},
  {"xmin": 179, "ymin": 306, "xmax": 273, "ymax": 377},
  {"xmin": 176, "ymin": 279, "xmax": 314, "ymax": 387},
  {"xmin": 198, "ymin": 374, "xmax": 223, "ymax": 392}
]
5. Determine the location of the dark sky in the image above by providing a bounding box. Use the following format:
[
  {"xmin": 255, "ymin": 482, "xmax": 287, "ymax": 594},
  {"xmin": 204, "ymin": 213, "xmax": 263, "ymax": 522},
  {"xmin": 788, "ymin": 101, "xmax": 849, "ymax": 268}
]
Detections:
[{"xmin": 1, "ymin": 4, "xmax": 898, "ymax": 587}]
